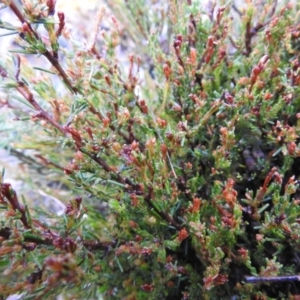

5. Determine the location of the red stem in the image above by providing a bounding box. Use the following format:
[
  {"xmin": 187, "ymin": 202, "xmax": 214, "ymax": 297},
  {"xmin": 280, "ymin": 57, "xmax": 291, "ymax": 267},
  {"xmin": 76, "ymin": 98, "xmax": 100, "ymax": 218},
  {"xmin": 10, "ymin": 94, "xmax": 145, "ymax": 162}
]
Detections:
[{"xmin": 9, "ymin": 2, "xmax": 79, "ymax": 94}]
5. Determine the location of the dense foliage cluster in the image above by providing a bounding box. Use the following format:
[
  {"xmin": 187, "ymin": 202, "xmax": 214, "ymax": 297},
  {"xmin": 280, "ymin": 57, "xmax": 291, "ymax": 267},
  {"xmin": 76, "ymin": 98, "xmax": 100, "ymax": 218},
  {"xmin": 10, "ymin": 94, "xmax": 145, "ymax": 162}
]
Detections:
[{"xmin": 1, "ymin": 0, "xmax": 300, "ymax": 299}]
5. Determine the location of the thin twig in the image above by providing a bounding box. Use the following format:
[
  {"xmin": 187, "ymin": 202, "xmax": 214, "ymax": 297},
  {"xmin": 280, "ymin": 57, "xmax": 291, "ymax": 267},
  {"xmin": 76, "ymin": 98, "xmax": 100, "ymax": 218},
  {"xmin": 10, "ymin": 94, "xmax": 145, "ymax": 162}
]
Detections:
[
  {"xmin": 9, "ymin": 58, "xmax": 68, "ymax": 133},
  {"xmin": 12, "ymin": 70, "xmax": 140, "ymax": 194},
  {"xmin": 232, "ymin": 3, "xmax": 242, "ymax": 17},
  {"xmin": 244, "ymin": 19, "xmax": 276, "ymax": 56},
  {"xmin": 228, "ymin": 36, "xmax": 239, "ymax": 50},
  {"xmin": 8, "ymin": 2, "xmax": 79, "ymax": 94},
  {"xmin": 0, "ymin": 65, "xmax": 8, "ymax": 78},
  {"xmin": 245, "ymin": 275, "xmax": 300, "ymax": 284},
  {"xmin": 1, "ymin": 183, "xmax": 30, "ymax": 228},
  {"xmin": 4, "ymin": 1, "xmax": 182, "ymax": 232},
  {"xmin": 144, "ymin": 186, "xmax": 181, "ymax": 230},
  {"xmin": 0, "ymin": 183, "xmax": 117, "ymax": 251},
  {"xmin": 16, "ymin": 83, "xmax": 66, "ymax": 133},
  {"xmin": 267, "ymin": 0, "xmax": 278, "ymax": 19},
  {"xmin": 34, "ymin": 154, "xmax": 65, "ymax": 171},
  {"xmin": 89, "ymin": 6, "xmax": 105, "ymax": 51},
  {"xmin": 84, "ymin": 151, "xmax": 140, "ymax": 193},
  {"xmin": 13, "ymin": 54, "xmax": 21, "ymax": 80}
]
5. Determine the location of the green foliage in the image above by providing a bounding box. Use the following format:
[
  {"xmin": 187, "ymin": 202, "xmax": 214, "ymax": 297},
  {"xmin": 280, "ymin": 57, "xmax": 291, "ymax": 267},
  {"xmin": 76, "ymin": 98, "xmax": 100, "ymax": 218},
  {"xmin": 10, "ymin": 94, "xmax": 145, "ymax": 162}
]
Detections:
[{"xmin": 0, "ymin": 0, "xmax": 300, "ymax": 299}]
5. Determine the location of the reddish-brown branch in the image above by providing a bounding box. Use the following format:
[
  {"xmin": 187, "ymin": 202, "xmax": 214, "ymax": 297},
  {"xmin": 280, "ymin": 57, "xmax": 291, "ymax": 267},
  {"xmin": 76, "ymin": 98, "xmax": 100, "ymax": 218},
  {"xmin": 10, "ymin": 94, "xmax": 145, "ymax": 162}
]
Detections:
[
  {"xmin": 84, "ymin": 151, "xmax": 140, "ymax": 192},
  {"xmin": 0, "ymin": 65, "xmax": 8, "ymax": 78},
  {"xmin": 244, "ymin": 20, "xmax": 274, "ymax": 57},
  {"xmin": 8, "ymin": 2, "xmax": 79, "ymax": 94},
  {"xmin": 34, "ymin": 154, "xmax": 65, "ymax": 171},
  {"xmin": 13, "ymin": 77, "xmax": 139, "ymax": 194},
  {"xmin": 1, "ymin": 183, "xmax": 30, "ymax": 229},
  {"xmin": 0, "ymin": 183, "xmax": 117, "ymax": 251},
  {"xmin": 6, "ymin": 2, "xmax": 177, "ymax": 230},
  {"xmin": 144, "ymin": 186, "xmax": 181, "ymax": 230},
  {"xmin": 56, "ymin": 11, "xmax": 65, "ymax": 37},
  {"xmin": 43, "ymin": 51, "xmax": 79, "ymax": 93},
  {"xmin": 16, "ymin": 83, "xmax": 67, "ymax": 133}
]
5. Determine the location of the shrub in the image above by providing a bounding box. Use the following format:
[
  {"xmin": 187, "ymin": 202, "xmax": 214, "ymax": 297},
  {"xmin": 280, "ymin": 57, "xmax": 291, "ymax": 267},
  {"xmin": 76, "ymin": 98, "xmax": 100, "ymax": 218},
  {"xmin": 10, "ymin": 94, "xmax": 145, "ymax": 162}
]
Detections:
[{"xmin": 0, "ymin": 0, "xmax": 300, "ymax": 299}]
